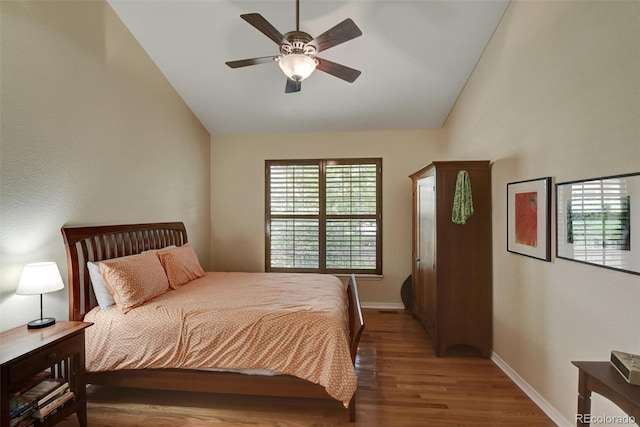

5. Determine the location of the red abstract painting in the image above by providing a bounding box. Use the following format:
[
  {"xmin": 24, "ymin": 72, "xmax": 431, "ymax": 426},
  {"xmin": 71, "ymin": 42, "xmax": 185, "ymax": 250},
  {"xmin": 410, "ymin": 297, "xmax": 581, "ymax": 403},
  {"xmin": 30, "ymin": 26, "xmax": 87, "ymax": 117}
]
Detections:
[{"xmin": 515, "ymin": 192, "xmax": 538, "ymax": 247}]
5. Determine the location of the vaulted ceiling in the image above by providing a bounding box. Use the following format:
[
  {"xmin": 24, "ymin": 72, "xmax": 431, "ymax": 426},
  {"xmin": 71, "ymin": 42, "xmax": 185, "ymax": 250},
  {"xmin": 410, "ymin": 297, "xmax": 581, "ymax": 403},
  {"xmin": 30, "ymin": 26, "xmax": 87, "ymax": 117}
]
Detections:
[{"xmin": 108, "ymin": 0, "xmax": 509, "ymax": 135}]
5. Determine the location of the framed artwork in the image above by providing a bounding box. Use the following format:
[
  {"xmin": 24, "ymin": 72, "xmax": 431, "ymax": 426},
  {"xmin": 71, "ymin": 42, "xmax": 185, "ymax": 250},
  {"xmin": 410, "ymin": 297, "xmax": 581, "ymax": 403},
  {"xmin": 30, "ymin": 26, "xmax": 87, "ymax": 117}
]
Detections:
[
  {"xmin": 507, "ymin": 177, "xmax": 552, "ymax": 261},
  {"xmin": 556, "ymin": 172, "xmax": 639, "ymax": 276}
]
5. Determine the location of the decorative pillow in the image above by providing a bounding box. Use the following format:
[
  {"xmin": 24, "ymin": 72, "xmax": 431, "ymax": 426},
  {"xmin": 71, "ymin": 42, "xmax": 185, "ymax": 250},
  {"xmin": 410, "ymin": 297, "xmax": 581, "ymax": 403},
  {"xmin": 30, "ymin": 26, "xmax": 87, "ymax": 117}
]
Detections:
[
  {"xmin": 157, "ymin": 243, "xmax": 205, "ymax": 289},
  {"xmin": 100, "ymin": 251, "xmax": 170, "ymax": 313},
  {"xmin": 87, "ymin": 246, "xmax": 176, "ymax": 311}
]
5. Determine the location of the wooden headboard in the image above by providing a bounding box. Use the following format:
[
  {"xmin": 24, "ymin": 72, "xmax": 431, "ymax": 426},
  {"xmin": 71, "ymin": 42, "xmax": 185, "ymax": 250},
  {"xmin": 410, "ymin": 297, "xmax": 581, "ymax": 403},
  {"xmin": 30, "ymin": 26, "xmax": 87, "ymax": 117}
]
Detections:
[{"xmin": 61, "ymin": 222, "xmax": 187, "ymax": 321}]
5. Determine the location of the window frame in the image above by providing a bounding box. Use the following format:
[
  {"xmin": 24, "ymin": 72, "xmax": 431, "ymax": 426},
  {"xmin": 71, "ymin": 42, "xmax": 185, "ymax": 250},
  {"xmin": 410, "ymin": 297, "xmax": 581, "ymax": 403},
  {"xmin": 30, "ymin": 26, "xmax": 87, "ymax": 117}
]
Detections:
[{"xmin": 265, "ymin": 158, "xmax": 382, "ymax": 275}]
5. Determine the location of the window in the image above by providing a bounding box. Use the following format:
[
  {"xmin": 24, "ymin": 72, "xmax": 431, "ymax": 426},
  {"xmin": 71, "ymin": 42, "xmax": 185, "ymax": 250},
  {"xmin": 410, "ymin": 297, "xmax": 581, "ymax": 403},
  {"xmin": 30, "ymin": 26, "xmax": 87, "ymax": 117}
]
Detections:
[{"xmin": 266, "ymin": 158, "xmax": 382, "ymax": 275}]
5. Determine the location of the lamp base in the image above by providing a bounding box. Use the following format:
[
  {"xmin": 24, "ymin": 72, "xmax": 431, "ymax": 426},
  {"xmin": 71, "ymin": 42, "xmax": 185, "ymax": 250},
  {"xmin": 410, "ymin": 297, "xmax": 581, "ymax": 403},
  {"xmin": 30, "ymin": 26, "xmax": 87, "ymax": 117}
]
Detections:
[{"xmin": 27, "ymin": 317, "xmax": 56, "ymax": 329}]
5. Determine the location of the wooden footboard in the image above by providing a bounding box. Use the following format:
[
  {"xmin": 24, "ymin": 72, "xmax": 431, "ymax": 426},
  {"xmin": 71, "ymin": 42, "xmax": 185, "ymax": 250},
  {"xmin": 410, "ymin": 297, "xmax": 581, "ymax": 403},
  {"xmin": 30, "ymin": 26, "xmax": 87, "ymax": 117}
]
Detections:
[
  {"xmin": 346, "ymin": 273, "xmax": 365, "ymax": 421},
  {"xmin": 61, "ymin": 222, "xmax": 365, "ymax": 422}
]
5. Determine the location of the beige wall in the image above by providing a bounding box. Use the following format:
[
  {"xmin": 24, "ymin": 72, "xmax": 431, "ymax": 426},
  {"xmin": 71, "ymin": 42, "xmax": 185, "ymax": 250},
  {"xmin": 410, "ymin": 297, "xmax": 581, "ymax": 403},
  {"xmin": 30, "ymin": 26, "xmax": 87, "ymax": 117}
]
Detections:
[
  {"xmin": 445, "ymin": 1, "xmax": 639, "ymax": 424},
  {"xmin": 0, "ymin": 1, "xmax": 211, "ymax": 331},
  {"xmin": 210, "ymin": 130, "xmax": 446, "ymax": 305}
]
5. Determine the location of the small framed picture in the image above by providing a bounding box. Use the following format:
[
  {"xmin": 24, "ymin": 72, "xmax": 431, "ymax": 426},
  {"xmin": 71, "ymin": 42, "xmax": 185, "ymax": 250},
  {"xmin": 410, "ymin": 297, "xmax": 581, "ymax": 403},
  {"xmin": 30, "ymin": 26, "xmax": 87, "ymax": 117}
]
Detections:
[
  {"xmin": 507, "ymin": 177, "xmax": 552, "ymax": 261},
  {"xmin": 556, "ymin": 172, "xmax": 638, "ymax": 275}
]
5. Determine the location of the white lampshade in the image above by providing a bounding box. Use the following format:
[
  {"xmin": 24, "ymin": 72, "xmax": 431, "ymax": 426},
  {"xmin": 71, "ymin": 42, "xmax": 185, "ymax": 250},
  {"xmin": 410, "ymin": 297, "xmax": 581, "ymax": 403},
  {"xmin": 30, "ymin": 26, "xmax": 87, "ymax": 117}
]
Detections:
[
  {"xmin": 16, "ymin": 262, "xmax": 64, "ymax": 295},
  {"xmin": 278, "ymin": 54, "xmax": 317, "ymax": 81}
]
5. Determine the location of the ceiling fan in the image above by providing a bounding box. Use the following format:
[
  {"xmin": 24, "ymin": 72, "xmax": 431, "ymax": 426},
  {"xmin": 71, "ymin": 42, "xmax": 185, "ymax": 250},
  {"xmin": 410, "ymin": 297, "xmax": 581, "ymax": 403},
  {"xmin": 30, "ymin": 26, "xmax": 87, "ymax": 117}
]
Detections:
[{"xmin": 225, "ymin": 0, "xmax": 362, "ymax": 93}]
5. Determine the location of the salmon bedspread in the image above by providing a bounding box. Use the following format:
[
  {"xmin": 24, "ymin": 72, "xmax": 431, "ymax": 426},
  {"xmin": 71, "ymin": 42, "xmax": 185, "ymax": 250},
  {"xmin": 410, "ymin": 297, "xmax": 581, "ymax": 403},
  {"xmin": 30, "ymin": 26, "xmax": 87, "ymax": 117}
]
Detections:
[{"xmin": 83, "ymin": 272, "xmax": 357, "ymax": 405}]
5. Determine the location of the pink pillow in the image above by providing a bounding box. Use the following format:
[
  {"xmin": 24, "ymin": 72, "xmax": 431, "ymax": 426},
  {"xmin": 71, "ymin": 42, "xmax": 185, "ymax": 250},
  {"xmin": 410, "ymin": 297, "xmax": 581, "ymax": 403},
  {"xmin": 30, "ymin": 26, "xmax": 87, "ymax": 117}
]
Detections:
[
  {"xmin": 157, "ymin": 243, "xmax": 205, "ymax": 289},
  {"xmin": 100, "ymin": 251, "xmax": 170, "ymax": 313}
]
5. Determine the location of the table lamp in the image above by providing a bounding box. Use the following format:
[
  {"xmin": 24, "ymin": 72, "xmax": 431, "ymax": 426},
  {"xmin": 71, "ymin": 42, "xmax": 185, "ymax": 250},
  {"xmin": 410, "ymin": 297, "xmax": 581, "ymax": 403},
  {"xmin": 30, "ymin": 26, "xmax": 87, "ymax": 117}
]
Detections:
[{"xmin": 16, "ymin": 262, "xmax": 64, "ymax": 329}]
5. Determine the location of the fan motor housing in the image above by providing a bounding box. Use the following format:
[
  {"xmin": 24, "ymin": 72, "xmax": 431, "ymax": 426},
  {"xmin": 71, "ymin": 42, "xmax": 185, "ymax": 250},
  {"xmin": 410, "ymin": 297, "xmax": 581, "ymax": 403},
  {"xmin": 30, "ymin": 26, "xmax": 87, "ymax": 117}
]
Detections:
[{"xmin": 281, "ymin": 31, "xmax": 316, "ymax": 55}]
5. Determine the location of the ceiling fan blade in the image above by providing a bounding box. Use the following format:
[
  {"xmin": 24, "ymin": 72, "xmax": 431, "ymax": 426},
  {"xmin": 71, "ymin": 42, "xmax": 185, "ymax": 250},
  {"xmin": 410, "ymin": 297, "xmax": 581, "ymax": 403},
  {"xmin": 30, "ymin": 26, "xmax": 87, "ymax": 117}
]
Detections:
[
  {"xmin": 285, "ymin": 78, "xmax": 301, "ymax": 93},
  {"xmin": 309, "ymin": 18, "xmax": 362, "ymax": 53},
  {"xmin": 241, "ymin": 13, "xmax": 291, "ymax": 47},
  {"xmin": 316, "ymin": 57, "xmax": 361, "ymax": 83},
  {"xmin": 226, "ymin": 56, "xmax": 278, "ymax": 68}
]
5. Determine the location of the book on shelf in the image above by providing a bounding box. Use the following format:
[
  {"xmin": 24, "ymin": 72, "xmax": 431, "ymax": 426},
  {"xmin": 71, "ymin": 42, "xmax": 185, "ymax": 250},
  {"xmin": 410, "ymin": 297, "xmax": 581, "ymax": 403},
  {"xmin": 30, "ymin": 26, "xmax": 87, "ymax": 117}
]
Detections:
[
  {"xmin": 12, "ymin": 416, "xmax": 36, "ymax": 427},
  {"xmin": 9, "ymin": 395, "xmax": 37, "ymax": 419},
  {"xmin": 9, "ymin": 372, "xmax": 69, "ymax": 426},
  {"xmin": 21, "ymin": 378, "xmax": 67, "ymax": 406},
  {"xmin": 37, "ymin": 382, "xmax": 69, "ymax": 408},
  {"xmin": 33, "ymin": 391, "xmax": 75, "ymax": 423},
  {"xmin": 9, "ymin": 408, "xmax": 36, "ymax": 427},
  {"xmin": 10, "ymin": 371, "xmax": 51, "ymax": 396}
]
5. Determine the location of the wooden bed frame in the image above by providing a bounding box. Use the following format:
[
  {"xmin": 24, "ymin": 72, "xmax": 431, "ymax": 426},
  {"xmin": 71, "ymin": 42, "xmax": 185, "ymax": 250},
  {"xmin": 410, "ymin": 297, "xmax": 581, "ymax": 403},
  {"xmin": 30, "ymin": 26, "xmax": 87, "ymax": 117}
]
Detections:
[{"xmin": 61, "ymin": 222, "xmax": 365, "ymax": 422}]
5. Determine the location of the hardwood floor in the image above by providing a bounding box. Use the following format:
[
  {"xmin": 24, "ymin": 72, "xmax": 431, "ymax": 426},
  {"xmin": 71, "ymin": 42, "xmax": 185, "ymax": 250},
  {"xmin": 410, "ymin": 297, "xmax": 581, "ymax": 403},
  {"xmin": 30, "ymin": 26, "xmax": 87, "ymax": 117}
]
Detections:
[{"xmin": 57, "ymin": 309, "xmax": 555, "ymax": 426}]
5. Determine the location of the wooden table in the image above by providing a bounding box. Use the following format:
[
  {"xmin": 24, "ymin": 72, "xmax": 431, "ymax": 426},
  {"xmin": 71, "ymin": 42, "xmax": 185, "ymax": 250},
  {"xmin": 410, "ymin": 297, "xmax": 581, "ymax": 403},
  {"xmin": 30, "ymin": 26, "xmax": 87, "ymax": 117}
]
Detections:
[
  {"xmin": 572, "ymin": 361, "xmax": 640, "ymax": 426},
  {"xmin": 1, "ymin": 321, "xmax": 92, "ymax": 427}
]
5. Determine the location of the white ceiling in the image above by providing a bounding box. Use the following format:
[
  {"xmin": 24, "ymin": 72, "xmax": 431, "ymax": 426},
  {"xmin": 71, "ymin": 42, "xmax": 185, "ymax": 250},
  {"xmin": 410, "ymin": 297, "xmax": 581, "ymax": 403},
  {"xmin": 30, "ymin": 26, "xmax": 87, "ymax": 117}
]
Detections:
[{"xmin": 107, "ymin": 0, "xmax": 509, "ymax": 135}]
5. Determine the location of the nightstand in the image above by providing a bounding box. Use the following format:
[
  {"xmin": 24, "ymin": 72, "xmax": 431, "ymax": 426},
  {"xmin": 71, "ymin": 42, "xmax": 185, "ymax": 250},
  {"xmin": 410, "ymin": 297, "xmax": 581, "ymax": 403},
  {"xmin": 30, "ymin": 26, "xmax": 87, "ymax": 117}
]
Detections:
[{"xmin": 1, "ymin": 321, "xmax": 92, "ymax": 427}]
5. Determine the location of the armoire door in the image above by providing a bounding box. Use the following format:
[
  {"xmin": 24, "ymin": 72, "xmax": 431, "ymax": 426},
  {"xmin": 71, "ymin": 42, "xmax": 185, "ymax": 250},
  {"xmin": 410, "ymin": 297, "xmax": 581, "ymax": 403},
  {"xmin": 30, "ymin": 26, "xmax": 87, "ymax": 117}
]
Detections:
[{"xmin": 416, "ymin": 175, "xmax": 436, "ymax": 334}]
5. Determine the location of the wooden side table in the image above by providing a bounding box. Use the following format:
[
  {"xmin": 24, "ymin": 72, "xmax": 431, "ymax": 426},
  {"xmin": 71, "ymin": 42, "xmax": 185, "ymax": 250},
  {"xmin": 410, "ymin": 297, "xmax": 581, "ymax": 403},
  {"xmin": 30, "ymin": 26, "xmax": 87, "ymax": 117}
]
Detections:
[
  {"xmin": 1, "ymin": 321, "xmax": 92, "ymax": 427},
  {"xmin": 572, "ymin": 361, "xmax": 640, "ymax": 426}
]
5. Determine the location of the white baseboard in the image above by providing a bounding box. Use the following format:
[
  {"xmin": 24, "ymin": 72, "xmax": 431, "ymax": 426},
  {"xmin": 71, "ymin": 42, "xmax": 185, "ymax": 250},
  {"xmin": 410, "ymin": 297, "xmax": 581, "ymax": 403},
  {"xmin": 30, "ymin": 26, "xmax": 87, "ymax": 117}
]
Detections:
[
  {"xmin": 361, "ymin": 302, "xmax": 406, "ymax": 310},
  {"xmin": 492, "ymin": 352, "xmax": 570, "ymax": 427}
]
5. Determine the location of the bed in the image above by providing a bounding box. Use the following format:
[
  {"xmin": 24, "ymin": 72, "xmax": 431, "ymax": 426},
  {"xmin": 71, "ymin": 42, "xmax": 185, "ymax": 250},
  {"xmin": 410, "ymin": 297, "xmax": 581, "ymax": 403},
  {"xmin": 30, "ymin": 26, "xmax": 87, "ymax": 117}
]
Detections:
[{"xmin": 61, "ymin": 221, "xmax": 364, "ymax": 422}]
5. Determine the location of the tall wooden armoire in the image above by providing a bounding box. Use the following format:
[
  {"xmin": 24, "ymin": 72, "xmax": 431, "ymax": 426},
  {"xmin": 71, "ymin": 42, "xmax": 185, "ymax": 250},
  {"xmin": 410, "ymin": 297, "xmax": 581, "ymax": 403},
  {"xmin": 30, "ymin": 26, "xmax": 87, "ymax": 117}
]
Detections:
[{"xmin": 409, "ymin": 161, "xmax": 492, "ymax": 357}]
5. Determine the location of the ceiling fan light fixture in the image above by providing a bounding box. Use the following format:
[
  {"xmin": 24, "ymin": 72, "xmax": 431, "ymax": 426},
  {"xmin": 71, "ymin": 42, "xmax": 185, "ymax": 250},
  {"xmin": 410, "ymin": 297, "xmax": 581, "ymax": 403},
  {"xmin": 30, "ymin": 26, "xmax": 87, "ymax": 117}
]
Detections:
[{"xmin": 278, "ymin": 53, "xmax": 317, "ymax": 81}]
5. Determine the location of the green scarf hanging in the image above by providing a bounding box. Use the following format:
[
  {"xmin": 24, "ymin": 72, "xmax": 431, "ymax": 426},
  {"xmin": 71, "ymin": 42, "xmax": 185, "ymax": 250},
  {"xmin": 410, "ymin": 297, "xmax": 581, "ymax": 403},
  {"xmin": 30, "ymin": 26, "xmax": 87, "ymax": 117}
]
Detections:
[{"xmin": 452, "ymin": 170, "xmax": 474, "ymax": 224}]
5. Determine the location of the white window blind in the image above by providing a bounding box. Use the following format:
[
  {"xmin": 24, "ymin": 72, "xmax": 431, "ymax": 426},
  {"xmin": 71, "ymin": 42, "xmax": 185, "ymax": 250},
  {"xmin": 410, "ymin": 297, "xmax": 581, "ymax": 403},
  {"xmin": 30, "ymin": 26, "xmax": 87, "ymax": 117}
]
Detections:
[{"xmin": 266, "ymin": 159, "xmax": 382, "ymax": 274}]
